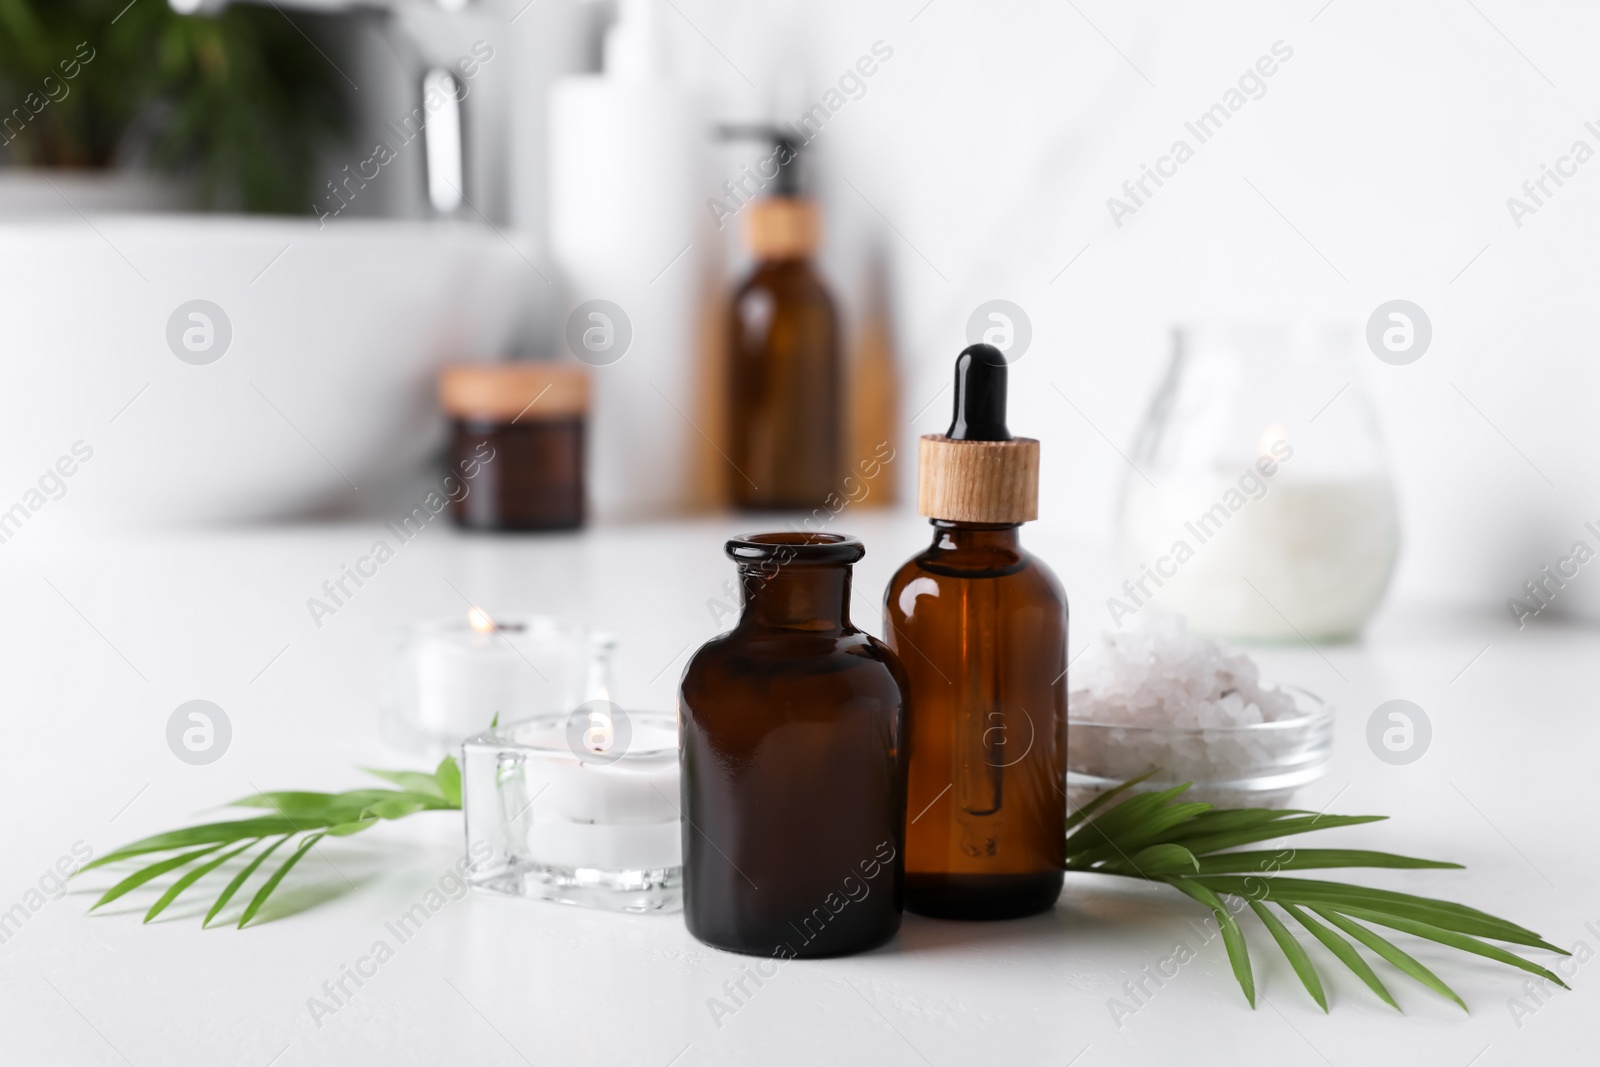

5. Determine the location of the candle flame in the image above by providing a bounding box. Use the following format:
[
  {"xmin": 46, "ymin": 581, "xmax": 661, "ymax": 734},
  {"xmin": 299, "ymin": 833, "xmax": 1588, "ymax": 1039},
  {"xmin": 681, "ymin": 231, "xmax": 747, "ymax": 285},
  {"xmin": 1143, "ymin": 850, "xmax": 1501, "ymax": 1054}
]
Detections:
[
  {"xmin": 467, "ymin": 606, "xmax": 495, "ymax": 634},
  {"xmin": 584, "ymin": 707, "xmax": 615, "ymax": 753}
]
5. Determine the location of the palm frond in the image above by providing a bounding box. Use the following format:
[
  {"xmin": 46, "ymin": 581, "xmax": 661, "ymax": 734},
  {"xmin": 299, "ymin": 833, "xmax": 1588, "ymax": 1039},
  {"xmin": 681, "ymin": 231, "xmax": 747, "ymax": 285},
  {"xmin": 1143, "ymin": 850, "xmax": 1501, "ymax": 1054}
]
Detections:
[
  {"xmin": 1068, "ymin": 782, "xmax": 1567, "ymax": 1011},
  {"xmin": 78, "ymin": 756, "xmax": 462, "ymax": 928},
  {"xmin": 85, "ymin": 761, "xmax": 1568, "ymax": 1017}
]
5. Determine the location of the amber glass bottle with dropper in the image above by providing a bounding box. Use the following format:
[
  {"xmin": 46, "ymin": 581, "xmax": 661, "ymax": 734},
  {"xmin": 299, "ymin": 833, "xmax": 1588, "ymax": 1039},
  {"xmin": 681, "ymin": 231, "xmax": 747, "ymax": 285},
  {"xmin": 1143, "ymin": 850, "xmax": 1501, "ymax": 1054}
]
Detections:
[{"xmin": 884, "ymin": 343, "xmax": 1068, "ymax": 919}]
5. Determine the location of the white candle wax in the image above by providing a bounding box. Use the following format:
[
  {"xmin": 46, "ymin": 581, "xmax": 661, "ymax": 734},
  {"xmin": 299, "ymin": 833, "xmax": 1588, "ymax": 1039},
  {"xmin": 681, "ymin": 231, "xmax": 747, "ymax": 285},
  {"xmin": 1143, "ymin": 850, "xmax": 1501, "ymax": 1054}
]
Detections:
[
  {"xmin": 499, "ymin": 716, "xmax": 681, "ymax": 872},
  {"xmin": 412, "ymin": 632, "xmax": 531, "ymax": 737},
  {"xmin": 405, "ymin": 617, "xmax": 590, "ymax": 742}
]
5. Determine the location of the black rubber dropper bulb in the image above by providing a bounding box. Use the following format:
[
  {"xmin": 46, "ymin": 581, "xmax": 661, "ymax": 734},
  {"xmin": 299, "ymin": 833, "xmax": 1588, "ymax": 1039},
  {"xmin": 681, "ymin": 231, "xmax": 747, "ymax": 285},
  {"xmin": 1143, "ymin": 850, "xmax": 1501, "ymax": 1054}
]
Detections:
[{"xmin": 946, "ymin": 343, "xmax": 1012, "ymax": 442}]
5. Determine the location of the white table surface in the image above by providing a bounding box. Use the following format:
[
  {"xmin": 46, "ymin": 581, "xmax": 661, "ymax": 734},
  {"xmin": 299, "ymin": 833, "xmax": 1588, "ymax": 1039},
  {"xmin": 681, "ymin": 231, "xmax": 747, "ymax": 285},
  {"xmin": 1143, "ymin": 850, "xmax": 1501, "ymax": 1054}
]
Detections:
[{"xmin": 1, "ymin": 512, "xmax": 1594, "ymax": 1066}]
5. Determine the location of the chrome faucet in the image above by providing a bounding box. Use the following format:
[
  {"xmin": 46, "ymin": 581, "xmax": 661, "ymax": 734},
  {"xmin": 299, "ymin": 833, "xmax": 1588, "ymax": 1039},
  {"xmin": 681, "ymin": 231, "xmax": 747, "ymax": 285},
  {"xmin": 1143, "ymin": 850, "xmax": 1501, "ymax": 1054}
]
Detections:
[{"xmin": 168, "ymin": 0, "xmax": 488, "ymax": 220}]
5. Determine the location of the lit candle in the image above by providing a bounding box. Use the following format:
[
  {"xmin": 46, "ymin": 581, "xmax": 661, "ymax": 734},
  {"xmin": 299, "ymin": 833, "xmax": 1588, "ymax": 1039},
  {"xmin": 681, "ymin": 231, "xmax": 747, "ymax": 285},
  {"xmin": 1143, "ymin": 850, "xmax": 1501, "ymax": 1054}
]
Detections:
[
  {"xmin": 463, "ymin": 708, "xmax": 683, "ymax": 912},
  {"xmin": 396, "ymin": 610, "xmax": 597, "ymax": 750},
  {"xmin": 509, "ymin": 714, "xmax": 680, "ymax": 869}
]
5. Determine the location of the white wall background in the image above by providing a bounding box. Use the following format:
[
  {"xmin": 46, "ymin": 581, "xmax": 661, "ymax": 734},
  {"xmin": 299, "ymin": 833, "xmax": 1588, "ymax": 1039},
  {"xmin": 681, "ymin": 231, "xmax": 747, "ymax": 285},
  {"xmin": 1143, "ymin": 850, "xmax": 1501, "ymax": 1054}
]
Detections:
[
  {"xmin": 6, "ymin": 0, "xmax": 1592, "ymax": 623},
  {"xmin": 613, "ymin": 0, "xmax": 1599, "ymax": 617}
]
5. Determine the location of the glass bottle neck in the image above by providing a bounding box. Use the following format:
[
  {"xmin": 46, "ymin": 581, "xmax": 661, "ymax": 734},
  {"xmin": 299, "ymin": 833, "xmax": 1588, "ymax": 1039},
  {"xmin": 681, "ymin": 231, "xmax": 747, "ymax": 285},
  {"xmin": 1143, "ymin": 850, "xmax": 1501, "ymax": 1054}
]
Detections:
[
  {"xmin": 919, "ymin": 521, "xmax": 1027, "ymax": 578},
  {"xmin": 738, "ymin": 565, "xmax": 852, "ymax": 631},
  {"xmin": 929, "ymin": 521, "xmax": 1022, "ymax": 552}
]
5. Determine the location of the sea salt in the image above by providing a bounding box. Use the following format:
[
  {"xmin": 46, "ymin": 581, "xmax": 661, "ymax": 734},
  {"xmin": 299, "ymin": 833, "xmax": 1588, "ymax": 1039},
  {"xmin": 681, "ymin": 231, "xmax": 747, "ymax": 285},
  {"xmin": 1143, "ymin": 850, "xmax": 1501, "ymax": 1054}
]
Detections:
[
  {"xmin": 1067, "ymin": 613, "xmax": 1315, "ymax": 804},
  {"xmin": 1069, "ymin": 613, "xmax": 1298, "ymax": 728}
]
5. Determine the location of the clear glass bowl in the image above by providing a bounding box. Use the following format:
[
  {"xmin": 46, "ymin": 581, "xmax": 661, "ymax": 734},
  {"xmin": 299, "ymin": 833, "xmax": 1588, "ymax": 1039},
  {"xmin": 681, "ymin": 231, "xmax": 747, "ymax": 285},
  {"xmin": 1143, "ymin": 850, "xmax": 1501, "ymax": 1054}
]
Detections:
[{"xmin": 1066, "ymin": 685, "xmax": 1333, "ymax": 809}]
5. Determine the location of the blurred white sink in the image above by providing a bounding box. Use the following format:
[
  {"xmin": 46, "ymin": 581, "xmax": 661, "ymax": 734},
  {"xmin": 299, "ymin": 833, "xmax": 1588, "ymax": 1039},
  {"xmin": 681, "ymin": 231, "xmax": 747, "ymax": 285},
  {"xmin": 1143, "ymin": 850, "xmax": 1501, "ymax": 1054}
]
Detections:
[{"xmin": 0, "ymin": 216, "xmax": 542, "ymax": 529}]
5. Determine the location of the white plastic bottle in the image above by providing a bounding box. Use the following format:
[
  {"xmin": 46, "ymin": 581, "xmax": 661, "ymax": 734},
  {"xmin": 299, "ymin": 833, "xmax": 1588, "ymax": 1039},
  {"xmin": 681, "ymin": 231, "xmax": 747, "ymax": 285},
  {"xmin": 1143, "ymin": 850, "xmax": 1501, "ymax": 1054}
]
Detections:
[{"xmin": 547, "ymin": 0, "xmax": 713, "ymax": 519}]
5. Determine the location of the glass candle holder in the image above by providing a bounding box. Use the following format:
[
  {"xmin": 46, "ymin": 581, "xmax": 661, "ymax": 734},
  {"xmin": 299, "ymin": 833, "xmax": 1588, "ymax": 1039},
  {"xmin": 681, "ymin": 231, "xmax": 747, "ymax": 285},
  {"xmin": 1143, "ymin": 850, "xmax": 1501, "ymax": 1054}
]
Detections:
[
  {"xmin": 383, "ymin": 610, "xmax": 611, "ymax": 756},
  {"xmin": 1117, "ymin": 323, "xmax": 1400, "ymax": 641},
  {"xmin": 462, "ymin": 708, "xmax": 682, "ymax": 913}
]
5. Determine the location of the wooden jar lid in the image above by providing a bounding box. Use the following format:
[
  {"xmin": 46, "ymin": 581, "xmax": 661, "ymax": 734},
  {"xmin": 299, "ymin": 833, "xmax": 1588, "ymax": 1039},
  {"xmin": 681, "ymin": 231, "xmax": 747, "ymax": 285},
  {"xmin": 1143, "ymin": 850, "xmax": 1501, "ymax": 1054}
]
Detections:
[
  {"xmin": 746, "ymin": 198, "xmax": 820, "ymax": 259},
  {"xmin": 917, "ymin": 434, "xmax": 1039, "ymax": 524},
  {"xmin": 439, "ymin": 363, "xmax": 589, "ymax": 422}
]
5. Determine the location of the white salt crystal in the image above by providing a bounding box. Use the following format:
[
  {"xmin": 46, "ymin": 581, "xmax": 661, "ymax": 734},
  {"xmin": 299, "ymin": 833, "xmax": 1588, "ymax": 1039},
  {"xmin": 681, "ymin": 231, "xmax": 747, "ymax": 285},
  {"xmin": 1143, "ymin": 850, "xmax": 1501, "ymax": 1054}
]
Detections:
[
  {"xmin": 1068, "ymin": 613, "xmax": 1294, "ymax": 729},
  {"xmin": 1067, "ymin": 613, "xmax": 1316, "ymax": 805}
]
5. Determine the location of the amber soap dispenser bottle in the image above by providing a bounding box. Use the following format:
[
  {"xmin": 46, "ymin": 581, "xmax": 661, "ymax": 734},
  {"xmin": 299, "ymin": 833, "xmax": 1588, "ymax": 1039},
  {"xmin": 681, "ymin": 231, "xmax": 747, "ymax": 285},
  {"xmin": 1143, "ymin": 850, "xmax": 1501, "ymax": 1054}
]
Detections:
[
  {"xmin": 884, "ymin": 343, "xmax": 1068, "ymax": 920},
  {"xmin": 723, "ymin": 129, "xmax": 841, "ymax": 511}
]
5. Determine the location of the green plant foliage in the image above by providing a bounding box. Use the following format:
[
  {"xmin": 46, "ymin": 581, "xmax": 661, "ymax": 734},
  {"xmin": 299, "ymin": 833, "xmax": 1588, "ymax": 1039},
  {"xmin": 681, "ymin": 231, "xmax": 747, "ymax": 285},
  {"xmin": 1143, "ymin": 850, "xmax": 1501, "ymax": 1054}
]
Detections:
[
  {"xmin": 79, "ymin": 757, "xmax": 461, "ymax": 928},
  {"xmin": 0, "ymin": 0, "xmax": 351, "ymax": 211},
  {"xmin": 1066, "ymin": 774, "xmax": 1569, "ymax": 1011},
  {"xmin": 83, "ymin": 764, "xmax": 1570, "ymax": 1015}
]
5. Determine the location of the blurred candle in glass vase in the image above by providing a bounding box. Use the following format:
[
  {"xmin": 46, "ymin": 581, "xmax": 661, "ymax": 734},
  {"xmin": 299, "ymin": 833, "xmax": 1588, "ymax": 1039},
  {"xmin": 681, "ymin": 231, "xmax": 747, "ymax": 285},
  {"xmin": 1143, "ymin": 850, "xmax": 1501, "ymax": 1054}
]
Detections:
[{"xmin": 1116, "ymin": 323, "xmax": 1400, "ymax": 641}]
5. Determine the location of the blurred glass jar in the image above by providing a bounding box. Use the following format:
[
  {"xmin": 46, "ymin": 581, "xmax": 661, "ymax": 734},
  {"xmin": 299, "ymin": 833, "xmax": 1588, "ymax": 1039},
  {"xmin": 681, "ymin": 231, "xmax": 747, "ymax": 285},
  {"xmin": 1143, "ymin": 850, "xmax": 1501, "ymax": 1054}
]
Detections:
[
  {"xmin": 1116, "ymin": 323, "xmax": 1400, "ymax": 641},
  {"xmin": 439, "ymin": 363, "xmax": 588, "ymax": 532}
]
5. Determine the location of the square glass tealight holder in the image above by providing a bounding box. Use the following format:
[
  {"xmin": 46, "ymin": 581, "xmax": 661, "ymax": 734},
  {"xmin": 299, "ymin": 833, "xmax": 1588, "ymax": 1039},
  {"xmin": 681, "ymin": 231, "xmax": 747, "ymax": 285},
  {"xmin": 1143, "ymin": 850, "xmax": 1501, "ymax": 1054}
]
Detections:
[{"xmin": 462, "ymin": 708, "xmax": 682, "ymax": 913}]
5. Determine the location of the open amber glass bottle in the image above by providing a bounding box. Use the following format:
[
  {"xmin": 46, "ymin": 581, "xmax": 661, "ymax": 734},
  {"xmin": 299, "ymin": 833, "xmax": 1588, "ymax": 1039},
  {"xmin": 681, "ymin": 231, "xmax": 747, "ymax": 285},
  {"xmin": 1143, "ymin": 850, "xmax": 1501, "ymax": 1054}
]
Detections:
[
  {"xmin": 884, "ymin": 344, "xmax": 1068, "ymax": 919},
  {"xmin": 680, "ymin": 533, "xmax": 909, "ymax": 957}
]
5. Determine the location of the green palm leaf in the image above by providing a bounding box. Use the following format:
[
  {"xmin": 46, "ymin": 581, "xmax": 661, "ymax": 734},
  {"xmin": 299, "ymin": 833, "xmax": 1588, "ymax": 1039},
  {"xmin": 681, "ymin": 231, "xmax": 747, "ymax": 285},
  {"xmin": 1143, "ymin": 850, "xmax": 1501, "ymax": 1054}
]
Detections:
[
  {"xmin": 81, "ymin": 817, "xmax": 302, "ymax": 871},
  {"xmin": 360, "ymin": 796, "xmax": 432, "ymax": 821},
  {"xmin": 1070, "ymin": 801, "xmax": 1213, "ymax": 868},
  {"xmin": 1068, "ymin": 779, "xmax": 1565, "ymax": 1011},
  {"xmin": 1067, "ymin": 784, "xmax": 1195, "ymax": 860},
  {"xmin": 1250, "ymin": 901, "xmax": 1326, "ymax": 1011},
  {"xmin": 435, "ymin": 755, "xmax": 462, "ymax": 807},
  {"xmin": 1169, "ymin": 877, "xmax": 1255, "ymax": 1008},
  {"xmin": 90, "ymin": 843, "xmax": 226, "ymax": 911},
  {"xmin": 1281, "ymin": 902, "xmax": 1399, "ymax": 1011},
  {"xmin": 1312, "ymin": 907, "xmax": 1468, "ymax": 1011},
  {"xmin": 83, "ymin": 758, "xmax": 465, "ymax": 930},
  {"xmin": 1192, "ymin": 875, "xmax": 1560, "ymax": 950},
  {"xmin": 1147, "ymin": 808, "xmax": 1306, "ymax": 842},
  {"xmin": 1064, "ymin": 770, "xmax": 1157, "ymax": 832},
  {"xmin": 1191, "ymin": 850, "xmax": 1460, "ymax": 875},
  {"xmin": 1164, "ymin": 814, "xmax": 1388, "ymax": 856},
  {"xmin": 1334, "ymin": 905, "xmax": 1568, "ymax": 989},
  {"xmin": 238, "ymin": 833, "xmax": 325, "ymax": 928},
  {"xmin": 231, "ymin": 789, "xmax": 424, "ymax": 820},
  {"xmin": 1122, "ymin": 843, "xmax": 1199, "ymax": 876},
  {"xmin": 144, "ymin": 839, "xmax": 261, "ymax": 923},
  {"xmin": 205, "ymin": 834, "xmax": 292, "ymax": 928}
]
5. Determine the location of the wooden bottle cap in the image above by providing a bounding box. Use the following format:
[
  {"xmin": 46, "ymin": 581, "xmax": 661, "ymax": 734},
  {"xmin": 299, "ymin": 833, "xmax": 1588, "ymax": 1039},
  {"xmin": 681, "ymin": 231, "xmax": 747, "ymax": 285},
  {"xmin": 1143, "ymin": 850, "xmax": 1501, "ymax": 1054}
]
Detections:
[
  {"xmin": 439, "ymin": 363, "xmax": 589, "ymax": 422},
  {"xmin": 745, "ymin": 198, "xmax": 820, "ymax": 259},
  {"xmin": 917, "ymin": 434, "xmax": 1039, "ymax": 524}
]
